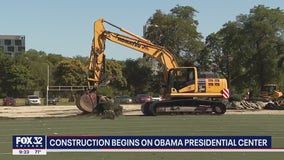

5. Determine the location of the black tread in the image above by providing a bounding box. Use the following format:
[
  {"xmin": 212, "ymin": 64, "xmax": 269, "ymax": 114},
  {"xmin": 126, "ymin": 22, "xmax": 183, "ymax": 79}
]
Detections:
[{"xmin": 141, "ymin": 99, "xmax": 226, "ymax": 116}]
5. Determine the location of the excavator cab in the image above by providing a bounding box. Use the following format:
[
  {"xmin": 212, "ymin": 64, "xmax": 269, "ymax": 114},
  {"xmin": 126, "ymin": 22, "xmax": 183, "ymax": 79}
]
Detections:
[{"xmin": 167, "ymin": 67, "xmax": 198, "ymax": 94}]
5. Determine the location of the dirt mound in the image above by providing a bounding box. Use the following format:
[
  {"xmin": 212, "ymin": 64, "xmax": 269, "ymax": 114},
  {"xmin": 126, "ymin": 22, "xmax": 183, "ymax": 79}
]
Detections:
[
  {"xmin": 228, "ymin": 100, "xmax": 267, "ymax": 110},
  {"xmin": 0, "ymin": 105, "xmax": 81, "ymax": 118}
]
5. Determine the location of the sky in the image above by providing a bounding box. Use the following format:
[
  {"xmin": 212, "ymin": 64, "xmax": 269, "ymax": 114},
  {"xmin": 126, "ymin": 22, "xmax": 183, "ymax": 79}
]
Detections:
[{"xmin": 1, "ymin": 0, "xmax": 284, "ymax": 60}]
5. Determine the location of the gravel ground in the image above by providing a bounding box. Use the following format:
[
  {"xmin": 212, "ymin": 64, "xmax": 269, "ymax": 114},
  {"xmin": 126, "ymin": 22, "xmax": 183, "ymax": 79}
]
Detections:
[{"xmin": 1, "ymin": 104, "xmax": 284, "ymax": 118}]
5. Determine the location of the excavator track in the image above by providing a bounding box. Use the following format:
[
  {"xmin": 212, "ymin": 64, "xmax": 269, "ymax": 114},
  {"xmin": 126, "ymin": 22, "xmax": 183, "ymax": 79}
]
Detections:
[
  {"xmin": 76, "ymin": 91, "xmax": 97, "ymax": 113},
  {"xmin": 141, "ymin": 99, "xmax": 226, "ymax": 116}
]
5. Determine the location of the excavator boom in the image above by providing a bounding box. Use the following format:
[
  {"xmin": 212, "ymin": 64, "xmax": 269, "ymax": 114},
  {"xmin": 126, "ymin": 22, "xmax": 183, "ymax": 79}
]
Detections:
[{"xmin": 89, "ymin": 19, "xmax": 178, "ymax": 86}]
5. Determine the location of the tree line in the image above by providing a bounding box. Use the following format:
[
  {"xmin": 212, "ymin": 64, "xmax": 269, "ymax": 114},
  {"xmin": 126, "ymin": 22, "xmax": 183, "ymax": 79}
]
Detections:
[
  {"xmin": 0, "ymin": 49, "xmax": 156, "ymax": 98},
  {"xmin": 144, "ymin": 5, "xmax": 284, "ymax": 96},
  {"xmin": 0, "ymin": 5, "xmax": 283, "ymax": 99}
]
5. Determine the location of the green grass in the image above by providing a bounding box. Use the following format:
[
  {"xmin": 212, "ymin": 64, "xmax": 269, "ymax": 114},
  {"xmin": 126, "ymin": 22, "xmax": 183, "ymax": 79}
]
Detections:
[{"xmin": 0, "ymin": 115, "xmax": 284, "ymax": 160}]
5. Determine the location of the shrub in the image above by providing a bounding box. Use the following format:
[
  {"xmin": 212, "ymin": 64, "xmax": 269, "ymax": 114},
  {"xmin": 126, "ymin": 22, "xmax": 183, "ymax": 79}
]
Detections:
[{"xmin": 228, "ymin": 94, "xmax": 242, "ymax": 102}]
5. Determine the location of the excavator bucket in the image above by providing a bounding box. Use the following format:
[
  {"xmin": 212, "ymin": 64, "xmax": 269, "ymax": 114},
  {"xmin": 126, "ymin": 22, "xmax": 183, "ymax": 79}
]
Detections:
[{"xmin": 76, "ymin": 91, "xmax": 97, "ymax": 113}]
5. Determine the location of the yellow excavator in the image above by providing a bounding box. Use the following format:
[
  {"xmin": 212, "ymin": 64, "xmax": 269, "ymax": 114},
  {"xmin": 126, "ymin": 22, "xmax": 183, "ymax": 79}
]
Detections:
[
  {"xmin": 261, "ymin": 84, "xmax": 283, "ymax": 101},
  {"xmin": 76, "ymin": 18, "xmax": 229, "ymax": 115}
]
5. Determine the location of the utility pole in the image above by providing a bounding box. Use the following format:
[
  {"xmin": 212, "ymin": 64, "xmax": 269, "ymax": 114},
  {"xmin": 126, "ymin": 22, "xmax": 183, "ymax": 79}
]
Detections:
[{"xmin": 46, "ymin": 64, "xmax": 49, "ymax": 106}]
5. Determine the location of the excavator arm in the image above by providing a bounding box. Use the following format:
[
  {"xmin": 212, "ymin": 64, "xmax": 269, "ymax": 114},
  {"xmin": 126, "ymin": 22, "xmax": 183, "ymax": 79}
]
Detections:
[
  {"xmin": 77, "ymin": 18, "xmax": 179, "ymax": 113},
  {"xmin": 87, "ymin": 18, "xmax": 178, "ymax": 89}
]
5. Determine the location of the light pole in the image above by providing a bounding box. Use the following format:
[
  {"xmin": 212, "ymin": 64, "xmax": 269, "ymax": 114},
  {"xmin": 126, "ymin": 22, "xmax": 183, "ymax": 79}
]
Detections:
[{"xmin": 46, "ymin": 64, "xmax": 50, "ymax": 106}]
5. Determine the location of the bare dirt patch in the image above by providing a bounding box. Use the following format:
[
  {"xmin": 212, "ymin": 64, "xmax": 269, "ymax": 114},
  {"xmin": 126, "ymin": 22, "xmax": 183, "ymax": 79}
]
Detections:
[
  {"xmin": 1, "ymin": 104, "xmax": 284, "ymax": 118},
  {"xmin": 0, "ymin": 105, "xmax": 81, "ymax": 118}
]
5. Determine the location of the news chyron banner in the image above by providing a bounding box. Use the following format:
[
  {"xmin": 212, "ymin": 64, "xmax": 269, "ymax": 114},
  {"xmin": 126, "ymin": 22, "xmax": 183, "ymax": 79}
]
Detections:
[
  {"xmin": 13, "ymin": 135, "xmax": 46, "ymax": 155},
  {"xmin": 12, "ymin": 135, "xmax": 282, "ymax": 155}
]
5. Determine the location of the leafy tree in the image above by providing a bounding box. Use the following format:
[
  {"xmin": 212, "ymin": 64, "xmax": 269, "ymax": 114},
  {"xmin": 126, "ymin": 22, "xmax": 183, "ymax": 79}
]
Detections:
[
  {"xmin": 25, "ymin": 49, "xmax": 46, "ymax": 61},
  {"xmin": 16, "ymin": 51, "xmax": 53, "ymax": 95},
  {"xmin": 142, "ymin": 5, "xmax": 206, "ymax": 95},
  {"xmin": 201, "ymin": 33, "xmax": 226, "ymax": 76},
  {"xmin": 54, "ymin": 59, "xmax": 86, "ymax": 86},
  {"xmin": 73, "ymin": 55, "xmax": 89, "ymax": 66},
  {"xmin": 6, "ymin": 64, "xmax": 34, "ymax": 97},
  {"xmin": 104, "ymin": 60, "xmax": 127, "ymax": 92},
  {"xmin": 144, "ymin": 5, "xmax": 204, "ymax": 65},
  {"xmin": 122, "ymin": 58, "xmax": 153, "ymax": 95},
  {"xmin": 0, "ymin": 52, "xmax": 14, "ymax": 97},
  {"xmin": 206, "ymin": 5, "xmax": 284, "ymax": 94},
  {"xmin": 46, "ymin": 53, "xmax": 64, "ymax": 66}
]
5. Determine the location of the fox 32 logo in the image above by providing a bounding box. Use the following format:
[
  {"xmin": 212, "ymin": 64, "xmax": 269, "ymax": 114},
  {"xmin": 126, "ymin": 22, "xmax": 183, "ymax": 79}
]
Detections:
[{"xmin": 13, "ymin": 135, "xmax": 46, "ymax": 149}]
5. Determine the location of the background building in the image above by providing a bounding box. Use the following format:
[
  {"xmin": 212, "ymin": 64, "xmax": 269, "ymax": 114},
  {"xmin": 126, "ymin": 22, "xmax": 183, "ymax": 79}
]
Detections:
[{"xmin": 0, "ymin": 35, "xmax": 25, "ymax": 56}]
